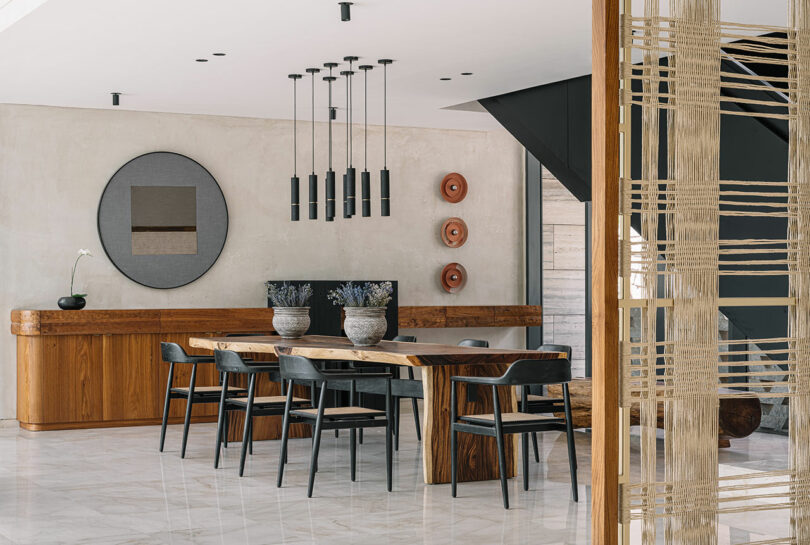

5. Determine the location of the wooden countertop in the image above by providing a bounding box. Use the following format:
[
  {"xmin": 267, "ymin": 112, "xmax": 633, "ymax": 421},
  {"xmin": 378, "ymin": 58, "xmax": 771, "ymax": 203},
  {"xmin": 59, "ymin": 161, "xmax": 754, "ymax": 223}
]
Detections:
[{"xmin": 11, "ymin": 305, "xmax": 542, "ymax": 336}]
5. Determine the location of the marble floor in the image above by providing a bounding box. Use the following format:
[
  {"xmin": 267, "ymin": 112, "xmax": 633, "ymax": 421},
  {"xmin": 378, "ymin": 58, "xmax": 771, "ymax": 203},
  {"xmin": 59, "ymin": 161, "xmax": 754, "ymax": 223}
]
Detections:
[{"xmin": 0, "ymin": 407, "xmax": 790, "ymax": 545}]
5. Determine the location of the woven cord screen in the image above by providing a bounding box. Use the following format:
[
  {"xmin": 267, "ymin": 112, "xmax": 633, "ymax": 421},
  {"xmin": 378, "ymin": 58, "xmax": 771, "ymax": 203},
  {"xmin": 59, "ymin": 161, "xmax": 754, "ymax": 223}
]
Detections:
[{"xmin": 619, "ymin": 1, "xmax": 810, "ymax": 543}]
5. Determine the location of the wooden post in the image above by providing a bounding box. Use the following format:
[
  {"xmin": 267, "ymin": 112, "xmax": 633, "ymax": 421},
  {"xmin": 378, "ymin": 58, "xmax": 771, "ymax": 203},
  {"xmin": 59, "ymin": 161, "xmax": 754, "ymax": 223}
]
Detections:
[{"xmin": 591, "ymin": 0, "xmax": 620, "ymax": 543}]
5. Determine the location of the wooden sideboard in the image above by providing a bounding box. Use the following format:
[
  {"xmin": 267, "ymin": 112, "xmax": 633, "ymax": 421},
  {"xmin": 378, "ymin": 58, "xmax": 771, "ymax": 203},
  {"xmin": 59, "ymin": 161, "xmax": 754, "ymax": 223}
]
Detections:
[
  {"xmin": 12, "ymin": 308, "xmax": 278, "ymax": 432},
  {"xmin": 11, "ymin": 305, "xmax": 542, "ymax": 432}
]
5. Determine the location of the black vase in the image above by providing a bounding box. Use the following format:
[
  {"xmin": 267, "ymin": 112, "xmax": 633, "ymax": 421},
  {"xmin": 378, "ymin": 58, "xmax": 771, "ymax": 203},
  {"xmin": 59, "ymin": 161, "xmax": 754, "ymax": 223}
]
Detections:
[{"xmin": 58, "ymin": 296, "xmax": 86, "ymax": 310}]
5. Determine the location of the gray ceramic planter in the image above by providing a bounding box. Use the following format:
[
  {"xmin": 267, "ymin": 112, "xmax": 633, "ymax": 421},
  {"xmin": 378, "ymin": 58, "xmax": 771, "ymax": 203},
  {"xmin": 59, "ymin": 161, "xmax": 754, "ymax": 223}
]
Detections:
[
  {"xmin": 272, "ymin": 307, "xmax": 310, "ymax": 339},
  {"xmin": 344, "ymin": 307, "xmax": 387, "ymax": 346}
]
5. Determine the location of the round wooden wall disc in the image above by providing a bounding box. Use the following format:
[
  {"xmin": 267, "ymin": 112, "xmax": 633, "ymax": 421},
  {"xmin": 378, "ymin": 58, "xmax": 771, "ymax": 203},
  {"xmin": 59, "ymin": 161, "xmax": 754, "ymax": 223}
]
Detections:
[
  {"xmin": 440, "ymin": 262, "xmax": 467, "ymax": 293},
  {"xmin": 441, "ymin": 217, "xmax": 468, "ymax": 248},
  {"xmin": 440, "ymin": 173, "xmax": 468, "ymax": 203}
]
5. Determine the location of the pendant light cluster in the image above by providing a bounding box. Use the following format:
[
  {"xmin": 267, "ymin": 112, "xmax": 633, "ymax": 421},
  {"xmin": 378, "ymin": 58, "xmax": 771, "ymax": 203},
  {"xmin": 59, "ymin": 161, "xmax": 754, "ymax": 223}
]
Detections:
[{"xmin": 289, "ymin": 57, "xmax": 393, "ymax": 222}]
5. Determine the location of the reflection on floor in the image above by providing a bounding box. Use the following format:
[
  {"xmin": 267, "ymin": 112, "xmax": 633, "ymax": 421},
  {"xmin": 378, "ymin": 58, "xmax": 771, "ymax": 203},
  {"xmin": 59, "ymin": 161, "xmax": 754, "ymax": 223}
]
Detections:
[{"xmin": 0, "ymin": 406, "xmax": 789, "ymax": 545}]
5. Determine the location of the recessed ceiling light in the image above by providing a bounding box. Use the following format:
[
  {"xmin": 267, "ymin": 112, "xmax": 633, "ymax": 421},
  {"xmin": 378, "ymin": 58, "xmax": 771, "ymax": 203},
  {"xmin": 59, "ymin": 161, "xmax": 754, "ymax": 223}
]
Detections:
[
  {"xmin": 461, "ymin": 72, "xmax": 473, "ymax": 76},
  {"xmin": 212, "ymin": 52, "xmax": 226, "ymax": 56},
  {"xmin": 440, "ymin": 77, "xmax": 451, "ymax": 81},
  {"xmin": 195, "ymin": 58, "xmax": 208, "ymax": 62}
]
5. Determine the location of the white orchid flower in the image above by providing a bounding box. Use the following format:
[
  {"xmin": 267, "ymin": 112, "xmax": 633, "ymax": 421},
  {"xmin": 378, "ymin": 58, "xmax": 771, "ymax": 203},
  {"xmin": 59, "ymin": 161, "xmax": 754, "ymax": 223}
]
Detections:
[{"xmin": 78, "ymin": 249, "xmax": 93, "ymax": 257}]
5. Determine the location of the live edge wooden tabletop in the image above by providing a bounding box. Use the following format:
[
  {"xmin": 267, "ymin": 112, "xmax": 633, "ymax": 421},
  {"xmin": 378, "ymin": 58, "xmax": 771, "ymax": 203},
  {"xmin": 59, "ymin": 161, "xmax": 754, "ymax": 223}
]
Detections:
[{"xmin": 189, "ymin": 335, "xmax": 565, "ymax": 485}]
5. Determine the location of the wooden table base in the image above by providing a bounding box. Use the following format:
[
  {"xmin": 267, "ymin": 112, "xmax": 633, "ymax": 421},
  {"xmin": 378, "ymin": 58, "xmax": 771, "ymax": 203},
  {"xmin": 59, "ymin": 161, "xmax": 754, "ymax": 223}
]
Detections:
[{"xmin": 422, "ymin": 364, "xmax": 518, "ymax": 484}]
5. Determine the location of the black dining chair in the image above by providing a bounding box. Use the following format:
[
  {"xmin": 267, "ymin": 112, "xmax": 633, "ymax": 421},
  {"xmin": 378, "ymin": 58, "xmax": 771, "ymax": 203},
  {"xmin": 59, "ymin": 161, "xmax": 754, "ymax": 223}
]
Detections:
[
  {"xmin": 276, "ymin": 354, "xmax": 393, "ymax": 498},
  {"xmin": 389, "ymin": 335, "xmax": 422, "ymax": 449},
  {"xmin": 458, "ymin": 338, "xmax": 489, "ymax": 348},
  {"xmin": 159, "ymin": 342, "xmax": 247, "ymax": 458},
  {"xmin": 524, "ymin": 344, "xmax": 574, "ymax": 463},
  {"xmin": 213, "ymin": 350, "xmax": 309, "ymax": 476},
  {"xmin": 348, "ymin": 335, "xmax": 422, "ymax": 449},
  {"xmin": 456, "ymin": 339, "xmax": 489, "ymax": 404},
  {"xmin": 450, "ymin": 357, "xmax": 577, "ymax": 509}
]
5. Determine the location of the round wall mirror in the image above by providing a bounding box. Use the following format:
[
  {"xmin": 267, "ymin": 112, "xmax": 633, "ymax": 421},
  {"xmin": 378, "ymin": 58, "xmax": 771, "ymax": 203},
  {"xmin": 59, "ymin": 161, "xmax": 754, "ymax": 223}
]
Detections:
[{"xmin": 97, "ymin": 152, "xmax": 228, "ymax": 289}]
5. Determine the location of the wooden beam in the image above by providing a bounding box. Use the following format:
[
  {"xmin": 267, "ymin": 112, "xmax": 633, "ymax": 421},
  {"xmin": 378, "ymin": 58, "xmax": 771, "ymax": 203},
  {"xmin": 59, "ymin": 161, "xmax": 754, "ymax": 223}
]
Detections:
[
  {"xmin": 591, "ymin": 0, "xmax": 621, "ymax": 543},
  {"xmin": 398, "ymin": 305, "xmax": 542, "ymax": 329}
]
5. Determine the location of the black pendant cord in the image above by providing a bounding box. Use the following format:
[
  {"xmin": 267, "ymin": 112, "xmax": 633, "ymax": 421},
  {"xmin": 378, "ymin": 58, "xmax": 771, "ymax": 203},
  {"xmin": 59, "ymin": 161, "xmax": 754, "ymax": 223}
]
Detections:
[
  {"xmin": 342, "ymin": 56, "xmax": 358, "ymax": 218},
  {"xmin": 363, "ymin": 67, "xmax": 368, "ymax": 171},
  {"xmin": 378, "ymin": 59, "xmax": 392, "ymax": 216},
  {"xmin": 342, "ymin": 69, "xmax": 350, "ymax": 218},
  {"xmin": 324, "ymin": 62, "xmax": 338, "ymax": 221},
  {"xmin": 289, "ymin": 73, "xmax": 302, "ymax": 222},
  {"xmin": 359, "ymin": 64, "xmax": 373, "ymax": 217},
  {"xmin": 306, "ymin": 68, "xmax": 320, "ymax": 220}
]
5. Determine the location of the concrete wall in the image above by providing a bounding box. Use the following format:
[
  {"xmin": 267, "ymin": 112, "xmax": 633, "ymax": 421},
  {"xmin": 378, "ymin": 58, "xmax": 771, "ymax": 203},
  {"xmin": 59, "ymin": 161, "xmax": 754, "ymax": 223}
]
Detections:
[
  {"xmin": 0, "ymin": 104, "xmax": 526, "ymax": 420},
  {"xmin": 541, "ymin": 167, "xmax": 586, "ymax": 377}
]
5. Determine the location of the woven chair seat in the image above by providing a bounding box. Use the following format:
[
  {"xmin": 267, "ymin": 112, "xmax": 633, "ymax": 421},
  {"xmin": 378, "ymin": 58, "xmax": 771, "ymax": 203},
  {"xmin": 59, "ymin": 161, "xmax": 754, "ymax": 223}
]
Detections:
[
  {"xmin": 229, "ymin": 395, "xmax": 307, "ymax": 406},
  {"xmin": 172, "ymin": 386, "xmax": 246, "ymax": 394},
  {"xmin": 460, "ymin": 412, "xmax": 560, "ymax": 425},
  {"xmin": 526, "ymin": 394, "xmax": 564, "ymax": 403},
  {"xmin": 292, "ymin": 407, "xmax": 386, "ymax": 418}
]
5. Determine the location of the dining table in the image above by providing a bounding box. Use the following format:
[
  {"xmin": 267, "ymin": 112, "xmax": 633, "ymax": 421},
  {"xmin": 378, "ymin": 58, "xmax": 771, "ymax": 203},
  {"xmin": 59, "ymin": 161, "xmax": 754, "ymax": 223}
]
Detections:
[{"xmin": 189, "ymin": 334, "xmax": 565, "ymax": 485}]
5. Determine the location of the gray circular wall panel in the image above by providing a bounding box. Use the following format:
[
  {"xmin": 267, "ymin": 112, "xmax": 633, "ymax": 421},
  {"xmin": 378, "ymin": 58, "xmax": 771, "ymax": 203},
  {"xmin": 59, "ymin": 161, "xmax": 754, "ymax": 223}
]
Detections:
[{"xmin": 97, "ymin": 152, "xmax": 228, "ymax": 289}]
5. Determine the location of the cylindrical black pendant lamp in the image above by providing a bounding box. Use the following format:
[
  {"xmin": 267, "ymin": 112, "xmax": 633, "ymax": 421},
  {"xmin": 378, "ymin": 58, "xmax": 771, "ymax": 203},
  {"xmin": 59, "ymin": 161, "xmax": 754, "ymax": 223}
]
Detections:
[
  {"xmin": 324, "ymin": 62, "xmax": 339, "ymax": 221},
  {"xmin": 341, "ymin": 69, "xmax": 352, "ymax": 219},
  {"xmin": 358, "ymin": 64, "xmax": 373, "ymax": 217},
  {"xmin": 378, "ymin": 59, "xmax": 393, "ymax": 216},
  {"xmin": 288, "ymin": 74, "xmax": 302, "ymax": 221},
  {"xmin": 306, "ymin": 68, "xmax": 321, "ymax": 220},
  {"xmin": 344, "ymin": 56, "xmax": 358, "ymax": 216}
]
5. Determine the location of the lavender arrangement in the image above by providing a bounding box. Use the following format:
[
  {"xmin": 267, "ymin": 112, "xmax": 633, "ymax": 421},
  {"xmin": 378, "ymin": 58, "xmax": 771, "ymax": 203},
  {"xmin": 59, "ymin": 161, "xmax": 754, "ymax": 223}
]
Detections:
[
  {"xmin": 265, "ymin": 282, "xmax": 313, "ymax": 307},
  {"xmin": 328, "ymin": 281, "xmax": 393, "ymax": 308}
]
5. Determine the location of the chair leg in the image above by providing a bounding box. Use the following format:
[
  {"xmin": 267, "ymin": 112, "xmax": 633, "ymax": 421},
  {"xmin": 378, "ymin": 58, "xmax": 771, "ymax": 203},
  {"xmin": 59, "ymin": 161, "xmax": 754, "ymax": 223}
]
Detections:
[
  {"xmin": 277, "ymin": 381, "xmax": 294, "ymax": 488},
  {"xmin": 385, "ymin": 378, "xmax": 393, "ymax": 492},
  {"xmin": 239, "ymin": 374, "xmax": 256, "ymax": 477},
  {"xmin": 159, "ymin": 362, "xmax": 174, "ymax": 452},
  {"xmin": 334, "ymin": 389, "xmax": 340, "ymax": 438},
  {"xmin": 214, "ymin": 372, "xmax": 230, "ymax": 468},
  {"xmin": 350, "ymin": 380, "xmax": 356, "ymax": 480},
  {"xmin": 408, "ymin": 368, "xmax": 422, "ymax": 441},
  {"xmin": 563, "ymin": 383, "xmax": 578, "ymax": 502},
  {"xmin": 248, "ymin": 417, "xmax": 254, "ymax": 455},
  {"xmin": 451, "ymin": 427, "xmax": 458, "ymax": 498},
  {"xmin": 358, "ymin": 392, "xmax": 364, "ymax": 444},
  {"xmin": 307, "ymin": 387, "xmax": 328, "ymax": 498},
  {"xmin": 224, "ymin": 412, "xmax": 229, "ymax": 448},
  {"xmin": 411, "ymin": 397, "xmax": 421, "ymax": 441},
  {"xmin": 522, "ymin": 432, "xmax": 529, "ymax": 491},
  {"xmin": 180, "ymin": 364, "xmax": 198, "ymax": 459},
  {"xmin": 492, "ymin": 386, "xmax": 509, "ymax": 509},
  {"xmin": 532, "ymin": 432, "xmax": 539, "ymax": 463},
  {"xmin": 350, "ymin": 428, "xmax": 357, "ymax": 481},
  {"xmin": 394, "ymin": 397, "xmax": 400, "ymax": 451},
  {"xmin": 450, "ymin": 379, "xmax": 458, "ymax": 498}
]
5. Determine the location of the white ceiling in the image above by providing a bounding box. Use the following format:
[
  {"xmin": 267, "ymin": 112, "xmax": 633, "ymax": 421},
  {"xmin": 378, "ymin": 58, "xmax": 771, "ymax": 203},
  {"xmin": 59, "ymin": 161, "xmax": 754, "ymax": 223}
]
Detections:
[{"xmin": 0, "ymin": 0, "xmax": 791, "ymax": 131}]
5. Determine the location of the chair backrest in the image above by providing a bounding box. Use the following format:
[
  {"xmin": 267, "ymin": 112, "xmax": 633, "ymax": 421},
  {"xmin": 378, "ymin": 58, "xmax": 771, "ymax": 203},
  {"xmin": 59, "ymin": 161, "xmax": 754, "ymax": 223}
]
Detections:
[
  {"xmin": 458, "ymin": 338, "xmax": 489, "ymax": 348},
  {"xmin": 393, "ymin": 335, "xmax": 416, "ymax": 343},
  {"xmin": 536, "ymin": 344, "xmax": 572, "ymax": 362},
  {"xmin": 498, "ymin": 358, "xmax": 571, "ymax": 386},
  {"xmin": 214, "ymin": 350, "xmax": 253, "ymax": 374},
  {"xmin": 278, "ymin": 354, "xmax": 325, "ymax": 382},
  {"xmin": 160, "ymin": 342, "xmax": 195, "ymax": 364}
]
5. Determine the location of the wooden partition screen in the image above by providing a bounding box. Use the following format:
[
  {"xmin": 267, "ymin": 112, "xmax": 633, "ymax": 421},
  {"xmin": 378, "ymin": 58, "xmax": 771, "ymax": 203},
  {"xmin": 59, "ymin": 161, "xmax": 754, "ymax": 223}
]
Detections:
[{"xmin": 593, "ymin": 0, "xmax": 810, "ymax": 543}]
